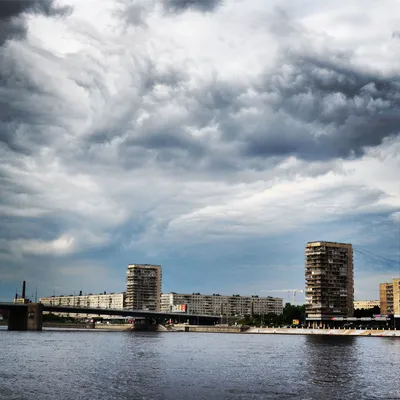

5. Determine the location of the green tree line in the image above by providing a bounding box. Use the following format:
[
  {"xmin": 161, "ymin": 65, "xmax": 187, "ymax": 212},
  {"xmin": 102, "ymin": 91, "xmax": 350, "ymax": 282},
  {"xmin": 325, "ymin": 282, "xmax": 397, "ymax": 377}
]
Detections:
[{"xmin": 238, "ymin": 303, "xmax": 306, "ymax": 327}]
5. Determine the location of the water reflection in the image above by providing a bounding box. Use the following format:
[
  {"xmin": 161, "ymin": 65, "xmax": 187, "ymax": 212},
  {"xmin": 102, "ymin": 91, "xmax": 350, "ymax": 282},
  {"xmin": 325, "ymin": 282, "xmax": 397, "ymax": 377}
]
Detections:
[
  {"xmin": 304, "ymin": 336, "xmax": 360, "ymax": 398},
  {"xmin": 0, "ymin": 330, "xmax": 399, "ymax": 400}
]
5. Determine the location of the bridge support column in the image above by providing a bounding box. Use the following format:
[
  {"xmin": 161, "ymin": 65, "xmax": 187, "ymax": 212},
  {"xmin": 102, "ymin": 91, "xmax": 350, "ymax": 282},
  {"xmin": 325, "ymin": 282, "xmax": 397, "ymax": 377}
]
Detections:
[
  {"xmin": 27, "ymin": 303, "xmax": 43, "ymax": 331},
  {"xmin": 131, "ymin": 317, "xmax": 158, "ymax": 331},
  {"xmin": 8, "ymin": 304, "xmax": 43, "ymax": 331},
  {"xmin": 8, "ymin": 307, "xmax": 28, "ymax": 331}
]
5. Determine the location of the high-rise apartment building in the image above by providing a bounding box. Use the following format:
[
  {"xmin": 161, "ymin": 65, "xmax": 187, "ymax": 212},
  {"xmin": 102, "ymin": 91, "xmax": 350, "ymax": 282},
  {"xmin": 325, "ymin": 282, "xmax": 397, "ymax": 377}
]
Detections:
[
  {"xmin": 126, "ymin": 264, "xmax": 162, "ymax": 311},
  {"xmin": 160, "ymin": 293, "xmax": 283, "ymax": 316},
  {"xmin": 379, "ymin": 278, "xmax": 400, "ymax": 315},
  {"xmin": 305, "ymin": 241, "xmax": 354, "ymax": 321}
]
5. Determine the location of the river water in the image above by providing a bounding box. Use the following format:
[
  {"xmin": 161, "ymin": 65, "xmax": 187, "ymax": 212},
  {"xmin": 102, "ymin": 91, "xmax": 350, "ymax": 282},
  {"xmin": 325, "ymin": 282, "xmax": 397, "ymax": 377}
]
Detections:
[{"xmin": 1, "ymin": 328, "xmax": 399, "ymax": 400}]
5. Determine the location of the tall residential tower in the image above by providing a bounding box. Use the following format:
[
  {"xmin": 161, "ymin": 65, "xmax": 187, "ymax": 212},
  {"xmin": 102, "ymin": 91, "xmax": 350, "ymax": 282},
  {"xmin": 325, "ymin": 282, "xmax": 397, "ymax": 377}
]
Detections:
[
  {"xmin": 305, "ymin": 241, "xmax": 354, "ymax": 323},
  {"xmin": 125, "ymin": 264, "xmax": 162, "ymax": 311}
]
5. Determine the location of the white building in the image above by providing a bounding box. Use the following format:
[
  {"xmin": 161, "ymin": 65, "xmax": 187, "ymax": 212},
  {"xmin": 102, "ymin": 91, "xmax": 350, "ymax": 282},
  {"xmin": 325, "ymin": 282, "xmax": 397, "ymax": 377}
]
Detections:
[
  {"xmin": 39, "ymin": 292, "xmax": 125, "ymax": 318},
  {"xmin": 353, "ymin": 300, "xmax": 380, "ymax": 310},
  {"xmin": 161, "ymin": 293, "xmax": 283, "ymax": 316}
]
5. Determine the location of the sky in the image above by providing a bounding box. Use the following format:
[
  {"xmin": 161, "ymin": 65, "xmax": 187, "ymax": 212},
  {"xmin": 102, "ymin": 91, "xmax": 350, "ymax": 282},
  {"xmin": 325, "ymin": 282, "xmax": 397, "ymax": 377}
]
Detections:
[{"xmin": 0, "ymin": 0, "xmax": 399, "ymax": 303}]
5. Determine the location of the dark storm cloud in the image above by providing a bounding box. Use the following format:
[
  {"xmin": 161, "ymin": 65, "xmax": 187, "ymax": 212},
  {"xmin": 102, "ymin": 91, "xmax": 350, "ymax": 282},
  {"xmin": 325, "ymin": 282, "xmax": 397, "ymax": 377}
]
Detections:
[
  {"xmin": 2, "ymin": 0, "xmax": 400, "ymax": 173},
  {"xmin": 0, "ymin": 43, "xmax": 74, "ymax": 155},
  {"xmin": 243, "ymin": 52, "xmax": 400, "ymax": 160},
  {"xmin": 119, "ymin": 0, "xmax": 222, "ymax": 27},
  {"xmin": 0, "ymin": 0, "xmax": 72, "ymax": 45},
  {"xmin": 79, "ymin": 46, "xmax": 400, "ymax": 175},
  {"xmin": 0, "ymin": 0, "xmax": 71, "ymax": 152},
  {"xmin": 162, "ymin": 0, "xmax": 222, "ymax": 13}
]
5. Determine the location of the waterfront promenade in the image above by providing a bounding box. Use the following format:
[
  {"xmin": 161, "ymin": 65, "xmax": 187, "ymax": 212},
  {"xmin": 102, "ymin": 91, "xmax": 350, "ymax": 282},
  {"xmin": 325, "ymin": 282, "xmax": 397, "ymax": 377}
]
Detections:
[
  {"xmin": 245, "ymin": 327, "xmax": 400, "ymax": 337},
  {"xmin": 2, "ymin": 321, "xmax": 399, "ymax": 336},
  {"xmin": 170, "ymin": 325, "xmax": 400, "ymax": 336}
]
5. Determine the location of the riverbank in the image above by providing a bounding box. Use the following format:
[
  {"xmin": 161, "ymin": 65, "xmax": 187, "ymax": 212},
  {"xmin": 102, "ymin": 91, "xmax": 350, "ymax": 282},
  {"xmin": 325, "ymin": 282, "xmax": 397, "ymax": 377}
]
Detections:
[
  {"xmin": 168, "ymin": 324, "xmax": 245, "ymax": 333},
  {"xmin": 170, "ymin": 325, "xmax": 400, "ymax": 336},
  {"xmin": 245, "ymin": 327, "xmax": 400, "ymax": 337},
  {"xmin": 1, "ymin": 321, "xmax": 399, "ymax": 336},
  {"xmin": 43, "ymin": 322, "xmax": 132, "ymax": 331}
]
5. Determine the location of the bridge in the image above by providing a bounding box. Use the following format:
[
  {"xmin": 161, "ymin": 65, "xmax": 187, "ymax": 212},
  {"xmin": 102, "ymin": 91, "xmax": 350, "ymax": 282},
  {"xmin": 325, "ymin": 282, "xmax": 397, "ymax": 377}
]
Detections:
[{"xmin": 0, "ymin": 302, "xmax": 222, "ymax": 331}]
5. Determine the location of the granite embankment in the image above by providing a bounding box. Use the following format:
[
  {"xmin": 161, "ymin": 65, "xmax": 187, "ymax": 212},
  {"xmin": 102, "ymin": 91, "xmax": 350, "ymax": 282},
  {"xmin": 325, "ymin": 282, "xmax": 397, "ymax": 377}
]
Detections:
[
  {"xmin": 42, "ymin": 323, "xmax": 132, "ymax": 331},
  {"xmin": 165, "ymin": 325, "xmax": 400, "ymax": 336},
  {"xmin": 245, "ymin": 327, "xmax": 400, "ymax": 337},
  {"xmin": 2, "ymin": 321, "xmax": 399, "ymax": 336},
  {"xmin": 166, "ymin": 324, "xmax": 245, "ymax": 333}
]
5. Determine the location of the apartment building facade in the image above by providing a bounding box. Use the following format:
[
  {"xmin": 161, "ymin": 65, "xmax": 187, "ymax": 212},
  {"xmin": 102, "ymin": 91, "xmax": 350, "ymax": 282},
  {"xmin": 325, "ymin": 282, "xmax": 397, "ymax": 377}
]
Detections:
[
  {"xmin": 380, "ymin": 278, "xmax": 400, "ymax": 315},
  {"xmin": 161, "ymin": 292, "xmax": 283, "ymax": 316},
  {"xmin": 353, "ymin": 300, "xmax": 380, "ymax": 310},
  {"xmin": 379, "ymin": 282, "xmax": 393, "ymax": 314},
  {"xmin": 394, "ymin": 278, "xmax": 400, "ymax": 315},
  {"xmin": 126, "ymin": 264, "xmax": 162, "ymax": 311},
  {"xmin": 305, "ymin": 241, "xmax": 354, "ymax": 321},
  {"xmin": 39, "ymin": 292, "xmax": 125, "ymax": 318}
]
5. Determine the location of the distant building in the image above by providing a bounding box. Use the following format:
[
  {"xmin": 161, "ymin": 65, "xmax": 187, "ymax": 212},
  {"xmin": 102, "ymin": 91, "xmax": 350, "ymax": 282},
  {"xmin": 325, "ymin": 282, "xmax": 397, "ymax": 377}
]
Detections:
[
  {"xmin": 353, "ymin": 300, "xmax": 380, "ymax": 310},
  {"xmin": 380, "ymin": 278, "xmax": 400, "ymax": 315},
  {"xmin": 160, "ymin": 293, "xmax": 283, "ymax": 316},
  {"xmin": 126, "ymin": 264, "xmax": 162, "ymax": 311},
  {"xmin": 39, "ymin": 292, "xmax": 125, "ymax": 318},
  {"xmin": 394, "ymin": 279, "xmax": 400, "ymax": 316},
  {"xmin": 13, "ymin": 298, "xmax": 29, "ymax": 304},
  {"xmin": 13, "ymin": 281, "xmax": 29, "ymax": 304},
  {"xmin": 305, "ymin": 241, "xmax": 354, "ymax": 323}
]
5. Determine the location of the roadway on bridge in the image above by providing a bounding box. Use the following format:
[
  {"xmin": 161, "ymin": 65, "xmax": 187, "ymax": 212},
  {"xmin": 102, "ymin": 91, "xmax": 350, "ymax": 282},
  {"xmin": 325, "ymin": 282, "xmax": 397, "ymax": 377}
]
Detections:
[{"xmin": 0, "ymin": 302, "xmax": 221, "ymax": 322}]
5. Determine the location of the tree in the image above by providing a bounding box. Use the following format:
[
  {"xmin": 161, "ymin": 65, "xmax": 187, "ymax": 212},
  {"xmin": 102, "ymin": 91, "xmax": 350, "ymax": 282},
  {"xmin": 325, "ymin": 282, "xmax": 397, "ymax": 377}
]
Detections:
[
  {"xmin": 237, "ymin": 304, "xmax": 306, "ymax": 327},
  {"xmin": 354, "ymin": 306, "xmax": 381, "ymax": 318}
]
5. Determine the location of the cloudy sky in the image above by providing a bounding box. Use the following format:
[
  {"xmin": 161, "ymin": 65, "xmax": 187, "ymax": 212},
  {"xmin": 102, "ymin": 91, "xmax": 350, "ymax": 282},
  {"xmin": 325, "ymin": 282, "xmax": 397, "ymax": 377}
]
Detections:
[{"xmin": 1, "ymin": 0, "xmax": 399, "ymax": 303}]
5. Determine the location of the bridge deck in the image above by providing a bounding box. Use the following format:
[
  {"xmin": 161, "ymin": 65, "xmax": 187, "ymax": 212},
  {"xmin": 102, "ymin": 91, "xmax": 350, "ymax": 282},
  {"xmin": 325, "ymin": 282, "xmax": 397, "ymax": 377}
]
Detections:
[{"xmin": 0, "ymin": 302, "xmax": 220, "ymax": 320}]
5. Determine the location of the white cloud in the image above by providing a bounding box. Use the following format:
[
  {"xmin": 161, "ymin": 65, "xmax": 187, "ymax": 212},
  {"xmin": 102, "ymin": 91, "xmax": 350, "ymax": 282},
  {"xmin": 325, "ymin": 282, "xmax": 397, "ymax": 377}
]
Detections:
[{"xmin": 9, "ymin": 235, "xmax": 75, "ymax": 257}]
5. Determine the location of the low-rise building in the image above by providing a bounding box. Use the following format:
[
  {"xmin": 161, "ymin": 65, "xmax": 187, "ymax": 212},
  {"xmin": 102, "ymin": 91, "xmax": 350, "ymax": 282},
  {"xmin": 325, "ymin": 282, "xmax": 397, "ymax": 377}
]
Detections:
[
  {"xmin": 161, "ymin": 293, "xmax": 283, "ymax": 316},
  {"xmin": 13, "ymin": 298, "xmax": 29, "ymax": 304},
  {"xmin": 353, "ymin": 300, "xmax": 380, "ymax": 310},
  {"xmin": 39, "ymin": 292, "xmax": 125, "ymax": 319}
]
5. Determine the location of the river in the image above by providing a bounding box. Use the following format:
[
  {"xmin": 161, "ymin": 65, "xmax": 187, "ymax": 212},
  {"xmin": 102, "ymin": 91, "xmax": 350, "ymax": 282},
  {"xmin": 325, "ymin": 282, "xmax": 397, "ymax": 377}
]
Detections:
[{"xmin": 1, "ymin": 327, "xmax": 399, "ymax": 399}]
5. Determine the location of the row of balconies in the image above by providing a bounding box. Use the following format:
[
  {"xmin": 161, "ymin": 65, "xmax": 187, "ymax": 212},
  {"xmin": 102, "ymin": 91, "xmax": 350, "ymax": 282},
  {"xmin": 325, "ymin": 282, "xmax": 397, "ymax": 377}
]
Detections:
[
  {"xmin": 305, "ymin": 278, "xmax": 348, "ymax": 283},
  {"xmin": 306, "ymin": 256, "xmax": 348, "ymax": 261}
]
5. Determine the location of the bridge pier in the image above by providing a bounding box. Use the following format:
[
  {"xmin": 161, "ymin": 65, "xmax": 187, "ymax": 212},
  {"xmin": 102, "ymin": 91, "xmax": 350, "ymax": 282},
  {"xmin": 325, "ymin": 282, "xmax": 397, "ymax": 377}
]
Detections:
[
  {"xmin": 131, "ymin": 317, "xmax": 158, "ymax": 331},
  {"xmin": 8, "ymin": 307, "xmax": 28, "ymax": 331},
  {"xmin": 8, "ymin": 303, "xmax": 43, "ymax": 331},
  {"xmin": 27, "ymin": 303, "xmax": 43, "ymax": 331}
]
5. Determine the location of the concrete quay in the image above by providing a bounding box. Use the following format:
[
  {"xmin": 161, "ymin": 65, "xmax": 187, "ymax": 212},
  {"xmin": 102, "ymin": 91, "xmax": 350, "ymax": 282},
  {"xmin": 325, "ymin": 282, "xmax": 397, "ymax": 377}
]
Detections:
[
  {"xmin": 164, "ymin": 325, "xmax": 400, "ymax": 336},
  {"xmin": 245, "ymin": 327, "xmax": 400, "ymax": 337},
  {"xmin": 167, "ymin": 324, "xmax": 245, "ymax": 333},
  {"xmin": 43, "ymin": 323, "xmax": 132, "ymax": 331}
]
